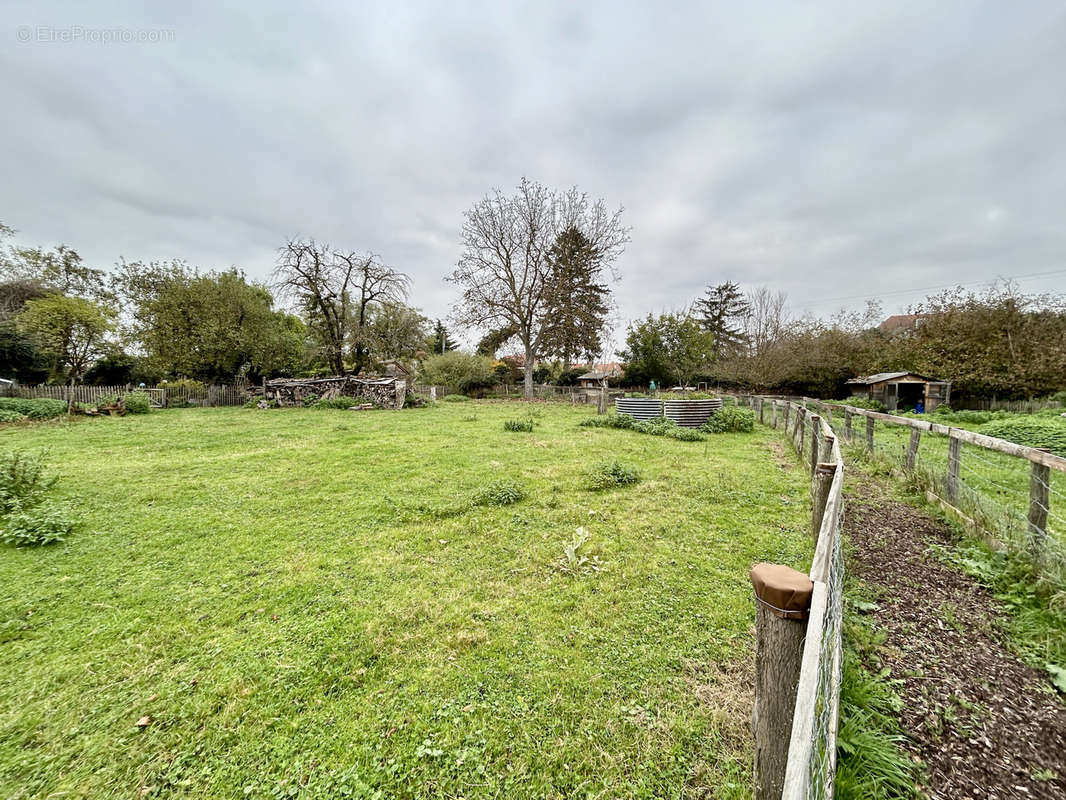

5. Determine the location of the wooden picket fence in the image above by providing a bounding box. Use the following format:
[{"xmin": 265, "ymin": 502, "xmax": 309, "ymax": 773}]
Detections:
[{"xmin": 0, "ymin": 383, "xmax": 249, "ymax": 408}]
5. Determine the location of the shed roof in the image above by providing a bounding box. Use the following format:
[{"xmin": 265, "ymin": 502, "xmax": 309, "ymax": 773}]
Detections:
[
  {"xmin": 847, "ymin": 371, "xmax": 937, "ymax": 385},
  {"xmin": 578, "ymin": 371, "xmax": 608, "ymax": 380}
]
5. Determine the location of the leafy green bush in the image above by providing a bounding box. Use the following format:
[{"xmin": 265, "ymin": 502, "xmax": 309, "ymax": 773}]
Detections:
[
  {"xmin": 977, "ymin": 417, "xmax": 1066, "ymax": 458},
  {"xmin": 313, "ymin": 396, "xmax": 363, "ymax": 409},
  {"xmin": 585, "ymin": 460, "xmax": 641, "ymax": 490},
  {"xmin": 243, "ymin": 397, "xmax": 261, "ymax": 409},
  {"xmin": 124, "ymin": 392, "xmax": 151, "ymax": 414},
  {"xmin": 0, "ymin": 450, "xmax": 58, "ymax": 515},
  {"xmin": 701, "ymin": 406, "xmax": 756, "ymax": 433},
  {"xmin": 443, "ymin": 394, "xmax": 470, "ymax": 403},
  {"xmin": 580, "ymin": 412, "xmax": 705, "ymax": 440},
  {"xmin": 419, "ymin": 351, "xmax": 497, "ymax": 395},
  {"xmin": 0, "ymin": 397, "xmax": 68, "ymax": 419},
  {"xmin": 402, "ymin": 394, "xmax": 429, "ymax": 409},
  {"xmin": 472, "ymin": 479, "xmax": 525, "ymax": 506},
  {"xmin": 504, "ymin": 418, "xmax": 534, "ymax": 432},
  {"xmin": 844, "ymin": 396, "xmax": 885, "ymax": 412},
  {"xmin": 0, "ymin": 410, "xmax": 27, "ymax": 424},
  {"xmin": 0, "ymin": 500, "xmax": 75, "ymax": 546},
  {"xmin": 579, "ymin": 413, "xmax": 634, "ymax": 429}
]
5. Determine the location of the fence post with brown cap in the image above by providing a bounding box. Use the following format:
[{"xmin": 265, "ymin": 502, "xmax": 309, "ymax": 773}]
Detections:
[{"xmin": 750, "ymin": 563, "xmax": 814, "ymax": 800}]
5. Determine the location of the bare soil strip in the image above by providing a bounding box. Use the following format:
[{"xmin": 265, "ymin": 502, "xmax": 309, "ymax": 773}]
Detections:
[{"xmin": 846, "ymin": 471, "xmax": 1066, "ymax": 799}]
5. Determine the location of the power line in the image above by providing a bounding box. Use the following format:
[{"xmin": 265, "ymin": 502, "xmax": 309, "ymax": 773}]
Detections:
[{"xmin": 802, "ymin": 267, "xmax": 1066, "ymax": 308}]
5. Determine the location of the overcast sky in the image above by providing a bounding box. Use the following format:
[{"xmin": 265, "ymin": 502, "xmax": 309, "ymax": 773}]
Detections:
[{"xmin": 3, "ymin": 1, "xmax": 1065, "ymax": 347}]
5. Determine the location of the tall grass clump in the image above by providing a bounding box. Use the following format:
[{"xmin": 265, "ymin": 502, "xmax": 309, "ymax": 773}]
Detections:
[
  {"xmin": 0, "ymin": 450, "xmax": 76, "ymax": 546},
  {"xmin": 472, "ymin": 478, "xmax": 525, "ymax": 506},
  {"xmin": 700, "ymin": 406, "xmax": 755, "ymax": 433},
  {"xmin": 585, "ymin": 461, "xmax": 641, "ymax": 491},
  {"xmin": 504, "ymin": 418, "xmax": 534, "ymax": 432}
]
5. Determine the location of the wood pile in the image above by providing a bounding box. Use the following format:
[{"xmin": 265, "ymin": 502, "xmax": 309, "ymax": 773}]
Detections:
[{"xmin": 263, "ymin": 376, "xmax": 407, "ymax": 410}]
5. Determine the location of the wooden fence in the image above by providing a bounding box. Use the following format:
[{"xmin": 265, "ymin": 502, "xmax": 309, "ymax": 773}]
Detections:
[
  {"xmin": 0, "ymin": 383, "xmax": 249, "ymax": 408},
  {"xmin": 741, "ymin": 395, "xmax": 845, "ymax": 799}
]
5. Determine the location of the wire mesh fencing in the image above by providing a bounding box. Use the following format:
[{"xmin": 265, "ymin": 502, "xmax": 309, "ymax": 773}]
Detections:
[{"xmin": 744, "ymin": 396, "xmax": 846, "ymax": 799}]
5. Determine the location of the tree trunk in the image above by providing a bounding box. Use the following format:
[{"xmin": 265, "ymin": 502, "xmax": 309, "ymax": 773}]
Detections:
[
  {"xmin": 523, "ymin": 347, "xmax": 534, "ymax": 401},
  {"xmin": 67, "ymin": 377, "xmax": 75, "ymax": 415}
]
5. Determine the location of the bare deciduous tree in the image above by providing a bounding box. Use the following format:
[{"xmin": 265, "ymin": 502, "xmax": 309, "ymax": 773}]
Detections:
[
  {"xmin": 273, "ymin": 238, "xmax": 409, "ymax": 375},
  {"xmin": 449, "ymin": 179, "xmax": 629, "ymax": 398}
]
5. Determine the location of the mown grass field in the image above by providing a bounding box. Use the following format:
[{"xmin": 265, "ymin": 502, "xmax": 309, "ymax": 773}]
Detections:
[{"xmin": 0, "ymin": 402, "xmax": 811, "ymax": 799}]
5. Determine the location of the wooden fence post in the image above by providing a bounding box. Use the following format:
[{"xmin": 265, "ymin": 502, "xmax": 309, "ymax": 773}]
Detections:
[
  {"xmin": 1028, "ymin": 449, "xmax": 1051, "ymax": 559},
  {"xmin": 905, "ymin": 429, "xmax": 921, "ymax": 472},
  {"xmin": 844, "ymin": 410, "xmax": 853, "ymax": 443},
  {"xmin": 821, "ymin": 434, "xmax": 836, "ymax": 464},
  {"xmin": 812, "ymin": 463, "xmax": 836, "ymax": 539},
  {"xmin": 865, "ymin": 417, "xmax": 875, "ymax": 453},
  {"xmin": 809, "ymin": 416, "xmax": 820, "ymax": 475},
  {"xmin": 771, "ymin": 401, "xmax": 778, "ymax": 428},
  {"xmin": 759, "ymin": 398, "xmax": 765, "ymax": 425},
  {"xmin": 750, "ymin": 563, "xmax": 813, "ymax": 800},
  {"xmin": 946, "ymin": 436, "xmax": 962, "ymax": 504}
]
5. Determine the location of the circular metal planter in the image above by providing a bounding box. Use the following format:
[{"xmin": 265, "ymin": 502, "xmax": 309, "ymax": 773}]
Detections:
[
  {"xmin": 664, "ymin": 398, "xmax": 724, "ymax": 428},
  {"xmin": 615, "ymin": 397, "xmax": 664, "ymax": 420}
]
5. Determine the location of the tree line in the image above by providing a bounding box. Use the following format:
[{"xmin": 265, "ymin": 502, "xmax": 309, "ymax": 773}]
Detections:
[
  {"xmin": 4, "ymin": 176, "xmax": 1064, "ymax": 405},
  {"xmin": 619, "ymin": 281, "xmax": 1066, "ymax": 402}
]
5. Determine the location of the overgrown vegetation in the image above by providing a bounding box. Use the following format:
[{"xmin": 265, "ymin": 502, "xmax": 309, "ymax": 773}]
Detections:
[
  {"xmin": 835, "ymin": 582, "xmax": 923, "ymax": 799},
  {"xmin": 123, "ymin": 391, "xmax": 151, "ymax": 414},
  {"xmin": 0, "ymin": 450, "xmax": 75, "ymax": 546},
  {"xmin": 471, "ymin": 477, "xmax": 525, "ymax": 506},
  {"xmin": 0, "ymin": 397, "xmax": 67, "ymax": 420},
  {"xmin": 585, "ymin": 460, "xmax": 641, "ymax": 490},
  {"xmin": 976, "ymin": 417, "xmax": 1066, "ymax": 458},
  {"xmin": 442, "ymin": 394, "xmax": 470, "ymax": 402},
  {"xmin": 700, "ymin": 406, "xmax": 755, "ymax": 433},
  {"xmin": 579, "ymin": 412, "xmax": 708, "ymax": 441},
  {"xmin": 503, "ymin": 418, "xmax": 534, "ymax": 432},
  {"xmin": 0, "ymin": 402, "xmax": 811, "ymax": 797},
  {"xmin": 312, "ymin": 395, "xmax": 363, "ymax": 410}
]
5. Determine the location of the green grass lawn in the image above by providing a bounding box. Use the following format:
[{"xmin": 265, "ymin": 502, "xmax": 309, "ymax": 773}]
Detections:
[
  {"xmin": 0, "ymin": 402, "xmax": 811, "ymax": 799},
  {"xmin": 834, "ymin": 414, "xmax": 1066, "ymax": 579}
]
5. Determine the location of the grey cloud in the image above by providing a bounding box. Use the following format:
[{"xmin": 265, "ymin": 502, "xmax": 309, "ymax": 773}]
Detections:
[{"xmin": 1, "ymin": 0, "xmax": 1064, "ymax": 341}]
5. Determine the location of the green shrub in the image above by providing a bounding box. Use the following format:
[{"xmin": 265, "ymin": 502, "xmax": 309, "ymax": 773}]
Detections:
[
  {"xmin": 585, "ymin": 460, "xmax": 641, "ymax": 490},
  {"xmin": 844, "ymin": 396, "xmax": 885, "ymax": 412},
  {"xmin": 472, "ymin": 479, "xmax": 525, "ymax": 506},
  {"xmin": 124, "ymin": 392, "xmax": 151, "ymax": 414},
  {"xmin": 701, "ymin": 406, "xmax": 756, "ymax": 433},
  {"xmin": 0, "ymin": 410, "xmax": 27, "ymax": 424},
  {"xmin": 313, "ymin": 396, "xmax": 363, "ymax": 409},
  {"xmin": 504, "ymin": 418, "xmax": 534, "ymax": 432},
  {"xmin": 0, "ymin": 450, "xmax": 58, "ymax": 515},
  {"xmin": 581, "ymin": 412, "xmax": 705, "ymax": 440},
  {"xmin": 443, "ymin": 394, "xmax": 470, "ymax": 403},
  {"xmin": 301, "ymin": 392, "xmax": 320, "ymax": 407},
  {"xmin": 0, "ymin": 397, "xmax": 68, "ymax": 419},
  {"xmin": 243, "ymin": 397, "xmax": 261, "ymax": 409},
  {"xmin": 402, "ymin": 394, "xmax": 429, "ymax": 409},
  {"xmin": 0, "ymin": 500, "xmax": 76, "ymax": 546},
  {"xmin": 977, "ymin": 418, "xmax": 1066, "ymax": 458}
]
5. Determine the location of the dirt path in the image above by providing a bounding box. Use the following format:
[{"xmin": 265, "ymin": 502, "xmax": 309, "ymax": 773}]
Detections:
[{"xmin": 845, "ymin": 470, "xmax": 1066, "ymax": 799}]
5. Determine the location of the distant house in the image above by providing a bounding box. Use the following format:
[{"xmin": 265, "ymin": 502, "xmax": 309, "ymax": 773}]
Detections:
[
  {"xmin": 880, "ymin": 314, "xmax": 933, "ymax": 334},
  {"xmin": 575, "ymin": 362, "xmax": 623, "ymax": 388},
  {"xmin": 846, "ymin": 372, "xmax": 951, "ymax": 412}
]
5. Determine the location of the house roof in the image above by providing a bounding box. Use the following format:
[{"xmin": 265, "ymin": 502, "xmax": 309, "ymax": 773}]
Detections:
[
  {"xmin": 880, "ymin": 314, "xmax": 931, "ymax": 333},
  {"xmin": 578, "ymin": 371, "xmax": 609, "ymax": 380},
  {"xmin": 847, "ymin": 371, "xmax": 936, "ymax": 385}
]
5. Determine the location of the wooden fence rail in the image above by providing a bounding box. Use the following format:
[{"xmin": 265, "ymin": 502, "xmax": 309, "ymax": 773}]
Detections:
[{"xmin": 0, "ymin": 383, "xmax": 249, "ymax": 408}]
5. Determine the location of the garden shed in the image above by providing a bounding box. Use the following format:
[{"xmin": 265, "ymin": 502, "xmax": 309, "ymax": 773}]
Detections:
[{"xmin": 846, "ymin": 372, "xmax": 951, "ymax": 412}]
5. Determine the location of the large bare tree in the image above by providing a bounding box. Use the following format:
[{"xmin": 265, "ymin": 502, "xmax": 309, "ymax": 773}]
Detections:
[
  {"xmin": 449, "ymin": 179, "xmax": 629, "ymax": 398},
  {"xmin": 273, "ymin": 238, "xmax": 409, "ymax": 375}
]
